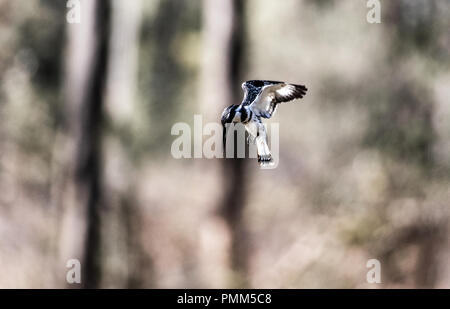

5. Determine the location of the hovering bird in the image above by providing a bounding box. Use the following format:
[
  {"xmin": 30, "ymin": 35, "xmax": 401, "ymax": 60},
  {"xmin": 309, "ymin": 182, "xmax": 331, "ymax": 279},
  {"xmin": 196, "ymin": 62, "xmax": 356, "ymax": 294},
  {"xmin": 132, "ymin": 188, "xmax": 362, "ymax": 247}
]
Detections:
[{"xmin": 221, "ymin": 80, "xmax": 307, "ymax": 166}]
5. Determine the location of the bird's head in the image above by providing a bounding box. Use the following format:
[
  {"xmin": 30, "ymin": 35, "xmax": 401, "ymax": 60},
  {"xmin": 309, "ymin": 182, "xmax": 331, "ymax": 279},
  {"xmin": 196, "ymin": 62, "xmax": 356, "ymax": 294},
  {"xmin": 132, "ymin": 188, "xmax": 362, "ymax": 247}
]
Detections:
[{"xmin": 221, "ymin": 105, "xmax": 241, "ymax": 126}]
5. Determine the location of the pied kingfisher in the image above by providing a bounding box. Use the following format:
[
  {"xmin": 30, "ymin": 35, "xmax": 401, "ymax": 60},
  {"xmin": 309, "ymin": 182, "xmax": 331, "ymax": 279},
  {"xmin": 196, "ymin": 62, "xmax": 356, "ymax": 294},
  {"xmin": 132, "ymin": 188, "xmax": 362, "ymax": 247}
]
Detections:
[{"xmin": 221, "ymin": 80, "xmax": 308, "ymax": 166}]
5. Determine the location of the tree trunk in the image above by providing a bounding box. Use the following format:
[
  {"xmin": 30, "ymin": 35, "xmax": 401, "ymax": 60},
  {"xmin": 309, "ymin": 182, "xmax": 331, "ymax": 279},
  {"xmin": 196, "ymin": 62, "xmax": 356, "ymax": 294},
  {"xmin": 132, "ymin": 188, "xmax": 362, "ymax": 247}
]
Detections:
[
  {"xmin": 102, "ymin": 0, "xmax": 150, "ymax": 288},
  {"xmin": 201, "ymin": 0, "xmax": 249, "ymax": 286},
  {"xmin": 57, "ymin": 0, "xmax": 111, "ymax": 288}
]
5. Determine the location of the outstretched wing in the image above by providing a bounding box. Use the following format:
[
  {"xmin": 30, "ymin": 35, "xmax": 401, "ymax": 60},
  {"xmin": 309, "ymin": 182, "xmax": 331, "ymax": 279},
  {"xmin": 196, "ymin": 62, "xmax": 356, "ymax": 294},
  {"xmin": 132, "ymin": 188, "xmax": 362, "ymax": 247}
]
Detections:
[
  {"xmin": 241, "ymin": 80, "xmax": 284, "ymax": 106},
  {"xmin": 249, "ymin": 82, "xmax": 307, "ymax": 118}
]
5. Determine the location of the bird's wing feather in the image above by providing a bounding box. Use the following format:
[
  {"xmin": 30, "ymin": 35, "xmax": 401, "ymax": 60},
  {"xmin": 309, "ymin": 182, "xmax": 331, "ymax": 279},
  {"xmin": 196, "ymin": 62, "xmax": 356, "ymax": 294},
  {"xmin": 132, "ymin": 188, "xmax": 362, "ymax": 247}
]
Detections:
[
  {"xmin": 249, "ymin": 82, "xmax": 307, "ymax": 118},
  {"xmin": 241, "ymin": 80, "xmax": 284, "ymax": 106}
]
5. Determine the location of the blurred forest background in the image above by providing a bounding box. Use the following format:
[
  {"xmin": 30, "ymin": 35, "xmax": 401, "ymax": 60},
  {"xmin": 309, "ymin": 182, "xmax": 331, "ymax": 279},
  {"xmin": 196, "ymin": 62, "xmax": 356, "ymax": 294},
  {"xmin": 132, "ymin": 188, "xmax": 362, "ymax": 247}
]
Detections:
[{"xmin": 0, "ymin": 0, "xmax": 449, "ymax": 288}]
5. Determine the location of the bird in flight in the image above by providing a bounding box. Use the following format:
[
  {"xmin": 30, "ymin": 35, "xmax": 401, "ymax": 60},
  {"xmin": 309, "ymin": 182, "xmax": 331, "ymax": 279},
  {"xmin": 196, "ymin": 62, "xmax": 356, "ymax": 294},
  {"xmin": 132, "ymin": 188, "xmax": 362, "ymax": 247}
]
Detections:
[{"xmin": 221, "ymin": 80, "xmax": 307, "ymax": 166}]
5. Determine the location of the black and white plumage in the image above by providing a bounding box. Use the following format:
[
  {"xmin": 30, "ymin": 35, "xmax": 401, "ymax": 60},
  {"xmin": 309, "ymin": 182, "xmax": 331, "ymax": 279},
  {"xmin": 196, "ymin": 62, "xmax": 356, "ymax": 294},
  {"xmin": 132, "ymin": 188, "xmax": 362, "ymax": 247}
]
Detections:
[{"xmin": 221, "ymin": 80, "xmax": 308, "ymax": 166}]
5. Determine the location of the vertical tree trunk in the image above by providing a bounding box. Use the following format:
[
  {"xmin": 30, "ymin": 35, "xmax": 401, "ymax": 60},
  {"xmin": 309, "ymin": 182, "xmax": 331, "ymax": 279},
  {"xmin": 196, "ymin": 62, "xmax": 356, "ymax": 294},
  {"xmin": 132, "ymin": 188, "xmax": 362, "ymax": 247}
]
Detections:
[
  {"xmin": 369, "ymin": 0, "xmax": 440, "ymax": 288},
  {"xmin": 58, "ymin": 0, "xmax": 111, "ymax": 288},
  {"xmin": 102, "ymin": 0, "xmax": 149, "ymax": 288},
  {"xmin": 201, "ymin": 0, "xmax": 249, "ymax": 286},
  {"xmin": 220, "ymin": 0, "xmax": 249, "ymax": 279}
]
